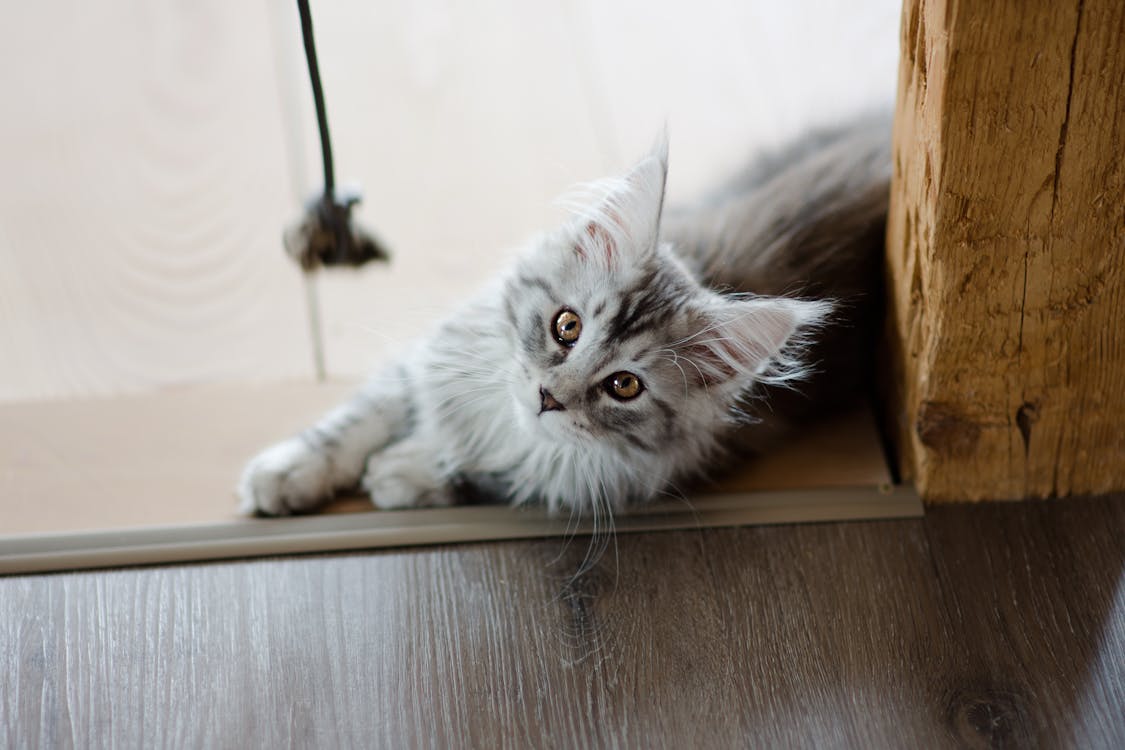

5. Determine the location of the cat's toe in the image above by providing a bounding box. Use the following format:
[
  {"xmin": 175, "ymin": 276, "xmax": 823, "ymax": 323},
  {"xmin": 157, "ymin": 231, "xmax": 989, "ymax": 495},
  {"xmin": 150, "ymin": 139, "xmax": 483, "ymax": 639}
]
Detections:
[
  {"xmin": 362, "ymin": 454, "xmax": 454, "ymax": 510},
  {"xmin": 237, "ymin": 439, "xmax": 332, "ymax": 516}
]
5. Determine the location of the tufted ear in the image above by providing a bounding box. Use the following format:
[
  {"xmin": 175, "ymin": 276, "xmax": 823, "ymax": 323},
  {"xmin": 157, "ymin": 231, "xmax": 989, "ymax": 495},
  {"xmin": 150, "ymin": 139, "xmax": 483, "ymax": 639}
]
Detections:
[
  {"xmin": 572, "ymin": 135, "xmax": 668, "ymax": 266},
  {"xmin": 678, "ymin": 295, "xmax": 833, "ymax": 391}
]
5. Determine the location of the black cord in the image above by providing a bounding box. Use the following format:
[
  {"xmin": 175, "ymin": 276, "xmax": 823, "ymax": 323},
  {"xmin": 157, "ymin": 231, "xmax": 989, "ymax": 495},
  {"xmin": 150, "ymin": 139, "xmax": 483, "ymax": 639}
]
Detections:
[
  {"xmin": 285, "ymin": 0, "xmax": 388, "ymax": 271},
  {"xmin": 296, "ymin": 0, "xmax": 334, "ymax": 195}
]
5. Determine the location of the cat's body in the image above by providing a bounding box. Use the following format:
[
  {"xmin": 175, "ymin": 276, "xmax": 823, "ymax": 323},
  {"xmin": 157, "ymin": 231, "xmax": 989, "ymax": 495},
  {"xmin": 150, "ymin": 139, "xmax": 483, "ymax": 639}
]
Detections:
[{"xmin": 239, "ymin": 114, "xmax": 892, "ymax": 517}]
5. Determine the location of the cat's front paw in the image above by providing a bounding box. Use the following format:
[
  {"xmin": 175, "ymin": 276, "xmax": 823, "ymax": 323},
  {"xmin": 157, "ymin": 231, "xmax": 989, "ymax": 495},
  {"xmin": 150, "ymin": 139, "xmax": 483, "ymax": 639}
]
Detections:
[
  {"xmin": 361, "ymin": 442, "xmax": 455, "ymax": 510},
  {"xmin": 238, "ymin": 438, "xmax": 333, "ymax": 516}
]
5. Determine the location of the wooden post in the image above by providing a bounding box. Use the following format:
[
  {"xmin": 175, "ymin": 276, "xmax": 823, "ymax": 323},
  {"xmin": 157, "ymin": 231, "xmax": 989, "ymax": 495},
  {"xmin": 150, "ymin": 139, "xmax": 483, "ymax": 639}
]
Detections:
[{"xmin": 887, "ymin": 0, "xmax": 1125, "ymax": 501}]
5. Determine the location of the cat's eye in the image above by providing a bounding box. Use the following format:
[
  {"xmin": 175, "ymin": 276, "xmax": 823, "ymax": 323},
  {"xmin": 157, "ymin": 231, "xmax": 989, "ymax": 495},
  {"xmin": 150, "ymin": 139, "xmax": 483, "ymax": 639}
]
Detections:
[
  {"xmin": 605, "ymin": 371, "xmax": 644, "ymax": 401},
  {"xmin": 553, "ymin": 308, "xmax": 582, "ymax": 346}
]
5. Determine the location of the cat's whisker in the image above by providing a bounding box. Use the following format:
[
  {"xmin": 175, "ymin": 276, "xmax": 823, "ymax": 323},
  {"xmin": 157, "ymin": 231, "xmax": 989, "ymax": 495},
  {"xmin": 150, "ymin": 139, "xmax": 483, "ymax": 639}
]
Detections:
[
  {"xmin": 427, "ymin": 377, "xmax": 499, "ymax": 395},
  {"xmin": 547, "ymin": 497, "xmax": 583, "ymax": 568},
  {"xmin": 416, "ymin": 366, "xmax": 497, "ymax": 384},
  {"xmin": 431, "ymin": 391, "xmax": 502, "ymax": 420},
  {"xmin": 361, "ymin": 368, "xmax": 486, "ymax": 386},
  {"xmin": 597, "ymin": 475, "xmax": 621, "ymax": 594},
  {"xmin": 430, "ymin": 348, "xmax": 503, "ymax": 366},
  {"xmin": 570, "ymin": 469, "xmax": 621, "ymax": 586},
  {"xmin": 363, "ymin": 358, "xmax": 499, "ymax": 381},
  {"xmin": 431, "ymin": 395, "xmax": 496, "ymax": 417},
  {"xmin": 665, "ymin": 318, "xmax": 731, "ymax": 349},
  {"xmin": 424, "ymin": 365, "xmax": 513, "ymax": 386},
  {"xmin": 568, "ymin": 475, "xmax": 600, "ymax": 583},
  {"xmin": 430, "ymin": 382, "xmax": 518, "ymax": 424},
  {"xmin": 347, "ymin": 324, "xmax": 412, "ymax": 348},
  {"xmin": 655, "ymin": 478, "xmax": 704, "ymax": 532},
  {"xmin": 654, "ymin": 351, "xmax": 692, "ymax": 397},
  {"xmin": 420, "ymin": 351, "xmax": 502, "ymax": 370},
  {"xmin": 239, "ymin": 111, "xmax": 887, "ymax": 567}
]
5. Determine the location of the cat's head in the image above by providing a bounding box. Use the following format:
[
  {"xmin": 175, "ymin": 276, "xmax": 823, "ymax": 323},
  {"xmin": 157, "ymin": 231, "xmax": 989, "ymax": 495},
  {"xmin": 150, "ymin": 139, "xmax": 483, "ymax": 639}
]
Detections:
[{"xmin": 501, "ymin": 139, "xmax": 830, "ymax": 480}]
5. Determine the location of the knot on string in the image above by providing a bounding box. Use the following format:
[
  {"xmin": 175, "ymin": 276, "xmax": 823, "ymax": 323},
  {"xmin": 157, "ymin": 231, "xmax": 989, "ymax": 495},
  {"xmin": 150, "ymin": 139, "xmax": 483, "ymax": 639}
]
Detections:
[{"xmin": 284, "ymin": 188, "xmax": 390, "ymax": 271}]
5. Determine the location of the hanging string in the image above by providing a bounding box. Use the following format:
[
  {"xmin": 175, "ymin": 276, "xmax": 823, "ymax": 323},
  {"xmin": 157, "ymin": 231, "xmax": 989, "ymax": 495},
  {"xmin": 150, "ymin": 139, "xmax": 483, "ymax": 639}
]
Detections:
[
  {"xmin": 284, "ymin": 0, "xmax": 390, "ymax": 380},
  {"xmin": 296, "ymin": 0, "xmax": 335, "ymax": 196},
  {"xmin": 284, "ymin": 0, "xmax": 388, "ymax": 272}
]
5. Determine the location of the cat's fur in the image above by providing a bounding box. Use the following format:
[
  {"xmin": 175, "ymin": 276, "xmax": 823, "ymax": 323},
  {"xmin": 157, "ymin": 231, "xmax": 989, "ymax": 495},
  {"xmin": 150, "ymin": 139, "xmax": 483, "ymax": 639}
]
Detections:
[{"xmin": 239, "ymin": 113, "xmax": 892, "ymax": 517}]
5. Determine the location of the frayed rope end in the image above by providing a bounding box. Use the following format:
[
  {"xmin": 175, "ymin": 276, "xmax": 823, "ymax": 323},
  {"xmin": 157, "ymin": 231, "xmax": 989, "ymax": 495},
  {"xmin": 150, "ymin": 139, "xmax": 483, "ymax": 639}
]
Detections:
[{"xmin": 284, "ymin": 188, "xmax": 390, "ymax": 271}]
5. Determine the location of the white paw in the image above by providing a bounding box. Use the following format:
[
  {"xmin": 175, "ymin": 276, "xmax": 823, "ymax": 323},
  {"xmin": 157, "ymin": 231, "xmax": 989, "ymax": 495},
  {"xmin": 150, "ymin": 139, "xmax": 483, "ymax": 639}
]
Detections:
[
  {"xmin": 237, "ymin": 438, "xmax": 333, "ymax": 516},
  {"xmin": 361, "ymin": 445, "xmax": 454, "ymax": 510}
]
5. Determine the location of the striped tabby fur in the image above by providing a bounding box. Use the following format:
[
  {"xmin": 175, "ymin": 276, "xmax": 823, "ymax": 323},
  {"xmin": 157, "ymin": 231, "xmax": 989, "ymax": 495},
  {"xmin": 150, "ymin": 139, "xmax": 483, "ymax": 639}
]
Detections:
[{"xmin": 239, "ymin": 114, "xmax": 891, "ymax": 516}]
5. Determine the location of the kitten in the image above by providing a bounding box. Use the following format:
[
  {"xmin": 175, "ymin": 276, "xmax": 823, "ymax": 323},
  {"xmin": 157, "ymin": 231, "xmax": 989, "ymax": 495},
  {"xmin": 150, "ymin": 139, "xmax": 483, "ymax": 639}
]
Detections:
[{"xmin": 238, "ymin": 113, "xmax": 891, "ymax": 517}]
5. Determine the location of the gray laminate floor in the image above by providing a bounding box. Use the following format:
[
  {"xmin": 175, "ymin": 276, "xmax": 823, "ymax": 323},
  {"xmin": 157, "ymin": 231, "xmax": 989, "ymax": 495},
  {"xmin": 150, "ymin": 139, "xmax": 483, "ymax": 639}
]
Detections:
[{"xmin": 3, "ymin": 496, "xmax": 1123, "ymax": 748}]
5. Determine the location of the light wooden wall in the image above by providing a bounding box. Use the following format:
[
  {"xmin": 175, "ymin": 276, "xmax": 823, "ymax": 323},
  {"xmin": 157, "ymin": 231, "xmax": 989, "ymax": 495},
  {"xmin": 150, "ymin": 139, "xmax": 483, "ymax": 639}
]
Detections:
[
  {"xmin": 0, "ymin": 1, "xmax": 897, "ymax": 403},
  {"xmin": 887, "ymin": 0, "xmax": 1125, "ymax": 500}
]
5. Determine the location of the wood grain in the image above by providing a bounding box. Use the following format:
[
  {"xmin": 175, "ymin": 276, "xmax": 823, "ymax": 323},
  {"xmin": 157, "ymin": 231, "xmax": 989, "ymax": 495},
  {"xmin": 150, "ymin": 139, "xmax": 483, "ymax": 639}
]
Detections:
[
  {"xmin": 0, "ymin": 2, "xmax": 900, "ymax": 403},
  {"xmin": 0, "ymin": 1, "xmax": 609, "ymax": 402},
  {"xmin": 924, "ymin": 497, "xmax": 1125, "ymax": 748},
  {"xmin": 0, "ymin": 2, "xmax": 309, "ymax": 400},
  {"xmin": 3, "ymin": 497, "xmax": 1122, "ymax": 748},
  {"xmin": 0, "ymin": 382, "xmax": 909, "ymax": 574},
  {"xmin": 886, "ymin": 0, "xmax": 1125, "ymax": 500}
]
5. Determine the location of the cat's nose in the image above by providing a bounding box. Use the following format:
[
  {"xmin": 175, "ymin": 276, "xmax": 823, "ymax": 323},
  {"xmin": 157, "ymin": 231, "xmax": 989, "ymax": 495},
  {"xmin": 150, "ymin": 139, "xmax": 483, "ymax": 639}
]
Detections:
[{"xmin": 539, "ymin": 387, "xmax": 565, "ymax": 413}]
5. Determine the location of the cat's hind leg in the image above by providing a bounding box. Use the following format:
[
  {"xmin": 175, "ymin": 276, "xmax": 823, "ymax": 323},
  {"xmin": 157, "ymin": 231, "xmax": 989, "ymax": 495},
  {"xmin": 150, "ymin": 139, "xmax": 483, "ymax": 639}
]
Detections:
[{"xmin": 238, "ymin": 373, "xmax": 413, "ymax": 516}]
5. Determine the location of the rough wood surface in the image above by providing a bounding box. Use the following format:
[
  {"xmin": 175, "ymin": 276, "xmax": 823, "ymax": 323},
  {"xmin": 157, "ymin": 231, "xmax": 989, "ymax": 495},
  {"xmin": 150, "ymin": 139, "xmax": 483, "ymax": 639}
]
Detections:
[
  {"xmin": 3, "ymin": 497, "xmax": 1123, "ymax": 748},
  {"xmin": 886, "ymin": 0, "xmax": 1125, "ymax": 500}
]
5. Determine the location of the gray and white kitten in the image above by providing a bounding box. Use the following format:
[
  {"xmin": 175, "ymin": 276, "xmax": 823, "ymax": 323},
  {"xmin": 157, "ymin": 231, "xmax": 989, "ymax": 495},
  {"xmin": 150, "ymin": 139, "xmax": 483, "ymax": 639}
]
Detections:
[{"xmin": 239, "ymin": 114, "xmax": 891, "ymax": 517}]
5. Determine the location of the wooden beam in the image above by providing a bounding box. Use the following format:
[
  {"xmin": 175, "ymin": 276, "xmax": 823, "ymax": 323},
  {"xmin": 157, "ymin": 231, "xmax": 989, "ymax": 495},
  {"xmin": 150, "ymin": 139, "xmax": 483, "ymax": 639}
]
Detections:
[{"xmin": 887, "ymin": 0, "xmax": 1125, "ymax": 500}]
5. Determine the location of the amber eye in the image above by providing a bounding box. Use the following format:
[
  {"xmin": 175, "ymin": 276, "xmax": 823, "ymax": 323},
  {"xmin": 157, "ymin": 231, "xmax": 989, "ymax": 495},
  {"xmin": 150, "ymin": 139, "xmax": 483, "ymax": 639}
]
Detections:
[
  {"xmin": 606, "ymin": 371, "xmax": 644, "ymax": 400},
  {"xmin": 553, "ymin": 309, "xmax": 582, "ymax": 346}
]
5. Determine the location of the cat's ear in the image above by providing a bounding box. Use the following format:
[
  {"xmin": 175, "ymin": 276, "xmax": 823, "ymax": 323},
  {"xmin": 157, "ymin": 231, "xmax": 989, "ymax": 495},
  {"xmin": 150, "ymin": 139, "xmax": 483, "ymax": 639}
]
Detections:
[
  {"xmin": 572, "ymin": 134, "xmax": 668, "ymax": 266},
  {"xmin": 680, "ymin": 296, "xmax": 832, "ymax": 391}
]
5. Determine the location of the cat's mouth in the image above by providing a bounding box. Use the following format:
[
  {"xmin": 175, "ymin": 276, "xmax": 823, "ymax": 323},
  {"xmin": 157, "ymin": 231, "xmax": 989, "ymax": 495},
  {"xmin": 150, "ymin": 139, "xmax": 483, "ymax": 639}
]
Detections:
[
  {"xmin": 528, "ymin": 391, "xmax": 588, "ymax": 441},
  {"xmin": 513, "ymin": 377, "xmax": 585, "ymax": 441},
  {"xmin": 538, "ymin": 387, "xmax": 565, "ymax": 415}
]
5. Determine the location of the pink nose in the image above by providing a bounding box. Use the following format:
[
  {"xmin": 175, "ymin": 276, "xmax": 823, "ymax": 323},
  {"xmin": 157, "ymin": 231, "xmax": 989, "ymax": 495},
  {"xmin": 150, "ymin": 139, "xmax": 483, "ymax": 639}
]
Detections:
[{"xmin": 539, "ymin": 387, "xmax": 565, "ymax": 413}]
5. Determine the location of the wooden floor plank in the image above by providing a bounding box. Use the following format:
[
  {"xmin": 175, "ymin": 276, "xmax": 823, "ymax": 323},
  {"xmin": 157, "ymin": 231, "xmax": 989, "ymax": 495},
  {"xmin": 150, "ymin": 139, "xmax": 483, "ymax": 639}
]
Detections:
[
  {"xmin": 3, "ymin": 498, "xmax": 1122, "ymax": 748},
  {"xmin": 923, "ymin": 497, "xmax": 1125, "ymax": 748}
]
